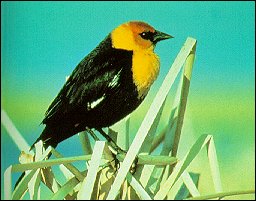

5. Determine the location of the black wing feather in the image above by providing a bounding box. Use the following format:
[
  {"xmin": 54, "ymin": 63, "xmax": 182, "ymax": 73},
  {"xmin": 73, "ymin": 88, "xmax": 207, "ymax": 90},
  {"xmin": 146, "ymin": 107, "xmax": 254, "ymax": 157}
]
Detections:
[{"xmin": 42, "ymin": 35, "xmax": 132, "ymax": 125}]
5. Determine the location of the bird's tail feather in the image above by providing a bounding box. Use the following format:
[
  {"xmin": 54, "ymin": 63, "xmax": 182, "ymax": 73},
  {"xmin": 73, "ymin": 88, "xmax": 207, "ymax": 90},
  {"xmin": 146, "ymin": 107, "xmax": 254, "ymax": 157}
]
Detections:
[{"xmin": 31, "ymin": 125, "xmax": 59, "ymax": 150}]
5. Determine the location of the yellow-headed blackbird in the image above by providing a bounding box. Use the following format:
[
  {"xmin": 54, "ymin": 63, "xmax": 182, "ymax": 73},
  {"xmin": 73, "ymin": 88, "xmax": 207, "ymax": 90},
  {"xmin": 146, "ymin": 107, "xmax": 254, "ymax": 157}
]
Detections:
[{"xmin": 33, "ymin": 21, "xmax": 173, "ymax": 149}]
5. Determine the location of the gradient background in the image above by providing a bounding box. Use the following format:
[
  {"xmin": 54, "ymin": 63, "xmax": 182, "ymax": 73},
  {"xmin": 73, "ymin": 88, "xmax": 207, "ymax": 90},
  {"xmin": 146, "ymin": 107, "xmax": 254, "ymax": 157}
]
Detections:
[{"xmin": 1, "ymin": 1, "xmax": 255, "ymax": 199}]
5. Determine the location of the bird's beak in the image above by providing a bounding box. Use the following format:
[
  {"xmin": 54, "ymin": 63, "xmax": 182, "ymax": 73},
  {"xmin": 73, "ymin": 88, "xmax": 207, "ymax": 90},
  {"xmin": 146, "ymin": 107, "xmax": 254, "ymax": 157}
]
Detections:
[{"xmin": 153, "ymin": 30, "xmax": 173, "ymax": 43}]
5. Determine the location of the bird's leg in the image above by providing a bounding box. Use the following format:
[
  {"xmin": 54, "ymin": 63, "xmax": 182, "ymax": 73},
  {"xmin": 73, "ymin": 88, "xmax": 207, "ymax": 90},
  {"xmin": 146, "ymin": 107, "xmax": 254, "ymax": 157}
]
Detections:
[
  {"xmin": 88, "ymin": 127, "xmax": 138, "ymax": 174},
  {"xmin": 96, "ymin": 128, "xmax": 126, "ymax": 155},
  {"xmin": 86, "ymin": 127, "xmax": 120, "ymax": 171},
  {"xmin": 96, "ymin": 128, "xmax": 130, "ymax": 173},
  {"xmin": 85, "ymin": 127, "xmax": 100, "ymax": 141},
  {"xmin": 86, "ymin": 127, "xmax": 124, "ymax": 154},
  {"xmin": 97, "ymin": 128, "xmax": 139, "ymax": 174}
]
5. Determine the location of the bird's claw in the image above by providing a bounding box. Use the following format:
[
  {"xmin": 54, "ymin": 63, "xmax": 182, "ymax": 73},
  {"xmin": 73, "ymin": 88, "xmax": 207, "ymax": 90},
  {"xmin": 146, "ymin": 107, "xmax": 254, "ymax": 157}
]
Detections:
[{"xmin": 111, "ymin": 148, "xmax": 138, "ymax": 175}]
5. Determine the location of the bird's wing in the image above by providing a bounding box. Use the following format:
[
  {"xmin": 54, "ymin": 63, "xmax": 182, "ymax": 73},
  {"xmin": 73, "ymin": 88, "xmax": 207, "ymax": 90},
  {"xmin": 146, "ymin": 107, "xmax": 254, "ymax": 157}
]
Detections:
[{"xmin": 42, "ymin": 38, "xmax": 132, "ymax": 125}]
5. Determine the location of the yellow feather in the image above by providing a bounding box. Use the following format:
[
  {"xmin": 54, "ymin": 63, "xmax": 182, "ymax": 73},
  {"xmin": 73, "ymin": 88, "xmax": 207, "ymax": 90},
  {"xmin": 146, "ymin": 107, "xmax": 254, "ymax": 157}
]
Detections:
[{"xmin": 132, "ymin": 50, "xmax": 160, "ymax": 98}]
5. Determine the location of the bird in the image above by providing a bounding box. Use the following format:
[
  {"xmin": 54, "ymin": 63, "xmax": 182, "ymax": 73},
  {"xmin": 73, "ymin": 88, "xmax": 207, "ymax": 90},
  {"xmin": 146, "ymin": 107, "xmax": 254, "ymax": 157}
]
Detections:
[
  {"xmin": 30, "ymin": 21, "xmax": 173, "ymax": 150},
  {"xmin": 14, "ymin": 21, "xmax": 173, "ymax": 189}
]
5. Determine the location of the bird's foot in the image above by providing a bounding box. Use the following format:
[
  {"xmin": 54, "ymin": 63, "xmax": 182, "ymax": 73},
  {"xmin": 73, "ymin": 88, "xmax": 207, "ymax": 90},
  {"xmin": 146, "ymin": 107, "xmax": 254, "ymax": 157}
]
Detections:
[
  {"xmin": 113, "ymin": 148, "xmax": 138, "ymax": 174},
  {"xmin": 95, "ymin": 128, "xmax": 138, "ymax": 174}
]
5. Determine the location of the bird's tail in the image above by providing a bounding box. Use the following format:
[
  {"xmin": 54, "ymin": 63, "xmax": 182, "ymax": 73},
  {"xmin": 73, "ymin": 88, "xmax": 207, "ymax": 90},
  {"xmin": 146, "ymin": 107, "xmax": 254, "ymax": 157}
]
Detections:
[{"xmin": 31, "ymin": 125, "xmax": 59, "ymax": 150}]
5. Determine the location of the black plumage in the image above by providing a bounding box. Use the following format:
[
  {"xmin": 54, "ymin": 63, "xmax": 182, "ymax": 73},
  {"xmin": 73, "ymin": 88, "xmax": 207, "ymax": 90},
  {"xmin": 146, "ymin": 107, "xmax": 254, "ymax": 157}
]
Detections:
[{"xmin": 34, "ymin": 35, "xmax": 142, "ymax": 148}]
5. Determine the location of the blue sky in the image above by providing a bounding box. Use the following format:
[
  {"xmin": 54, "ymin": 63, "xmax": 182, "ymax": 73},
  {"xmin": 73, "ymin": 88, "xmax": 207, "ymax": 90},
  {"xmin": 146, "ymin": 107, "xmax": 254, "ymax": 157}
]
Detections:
[
  {"xmin": 1, "ymin": 1, "xmax": 255, "ymax": 198},
  {"xmin": 2, "ymin": 1, "xmax": 255, "ymax": 96}
]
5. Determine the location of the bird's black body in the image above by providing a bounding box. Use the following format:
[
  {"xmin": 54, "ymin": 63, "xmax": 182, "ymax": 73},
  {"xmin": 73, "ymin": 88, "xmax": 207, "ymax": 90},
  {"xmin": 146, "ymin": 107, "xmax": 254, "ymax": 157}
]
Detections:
[{"xmin": 35, "ymin": 35, "xmax": 143, "ymax": 148}]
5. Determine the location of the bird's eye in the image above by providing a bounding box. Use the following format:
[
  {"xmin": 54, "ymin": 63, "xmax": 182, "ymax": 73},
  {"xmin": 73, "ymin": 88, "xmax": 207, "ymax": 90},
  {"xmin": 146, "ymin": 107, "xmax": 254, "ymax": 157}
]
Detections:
[{"xmin": 139, "ymin": 31, "xmax": 154, "ymax": 41}]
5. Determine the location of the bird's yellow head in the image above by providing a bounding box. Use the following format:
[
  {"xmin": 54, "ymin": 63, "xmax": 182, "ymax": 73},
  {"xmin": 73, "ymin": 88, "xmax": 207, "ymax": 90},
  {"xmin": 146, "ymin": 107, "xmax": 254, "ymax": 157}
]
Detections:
[
  {"xmin": 111, "ymin": 21, "xmax": 173, "ymax": 51},
  {"xmin": 111, "ymin": 21, "xmax": 173, "ymax": 99}
]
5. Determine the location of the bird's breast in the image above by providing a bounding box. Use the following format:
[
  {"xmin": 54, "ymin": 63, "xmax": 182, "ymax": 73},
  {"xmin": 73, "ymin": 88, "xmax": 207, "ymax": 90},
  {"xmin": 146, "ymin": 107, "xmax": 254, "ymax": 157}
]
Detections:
[{"xmin": 132, "ymin": 50, "xmax": 160, "ymax": 98}]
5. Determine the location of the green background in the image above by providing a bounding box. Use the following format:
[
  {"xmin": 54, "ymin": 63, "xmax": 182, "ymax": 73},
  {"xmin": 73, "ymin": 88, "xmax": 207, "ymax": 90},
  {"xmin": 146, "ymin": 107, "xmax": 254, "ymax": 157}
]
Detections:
[{"xmin": 1, "ymin": 1, "xmax": 255, "ymax": 199}]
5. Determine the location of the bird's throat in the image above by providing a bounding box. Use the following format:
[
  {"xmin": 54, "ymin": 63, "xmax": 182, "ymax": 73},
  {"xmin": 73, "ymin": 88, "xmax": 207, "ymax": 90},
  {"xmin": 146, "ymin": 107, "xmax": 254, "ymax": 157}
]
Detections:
[{"xmin": 132, "ymin": 50, "xmax": 160, "ymax": 99}]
